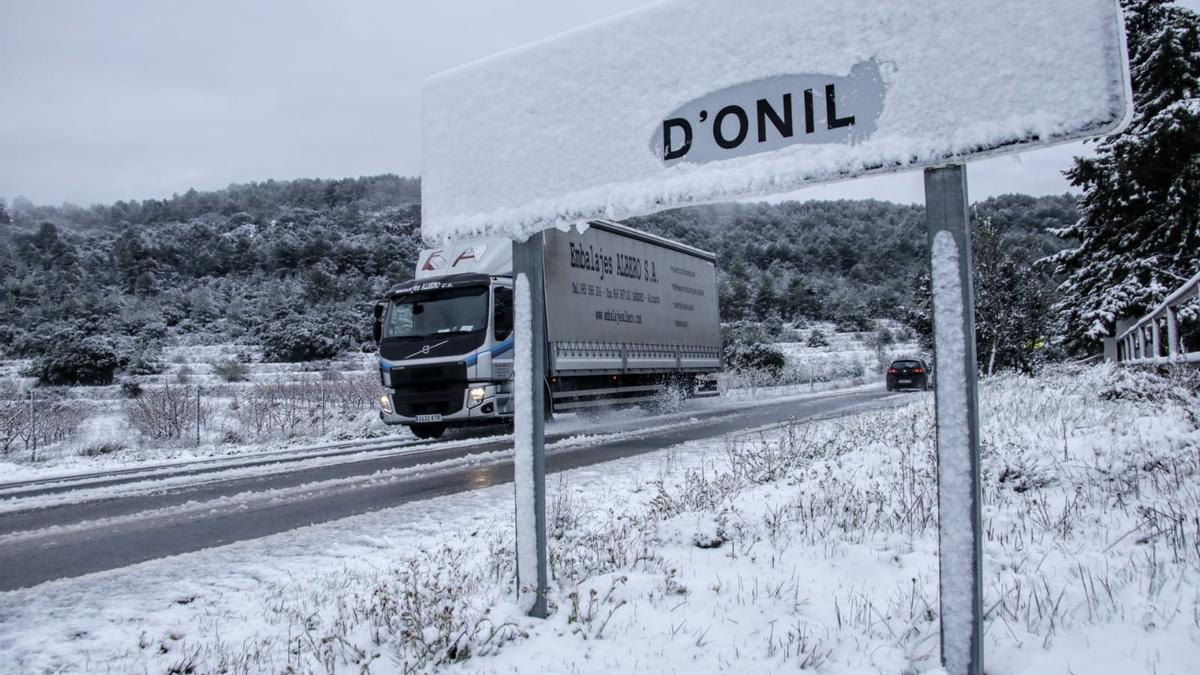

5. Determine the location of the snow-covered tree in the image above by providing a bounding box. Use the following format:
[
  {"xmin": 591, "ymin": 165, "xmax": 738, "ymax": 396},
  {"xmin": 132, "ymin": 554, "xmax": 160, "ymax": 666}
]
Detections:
[
  {"xmin": 1051, "ymin": 0, "xmax": 1200, "ymax": 349},
  {"xmin": 972, "ymin": 217, "xmax": 1056, "ymax": 374},
  {"xmin": 905, "ymin": 216, "xmax": 1056, "ymax": 374}
]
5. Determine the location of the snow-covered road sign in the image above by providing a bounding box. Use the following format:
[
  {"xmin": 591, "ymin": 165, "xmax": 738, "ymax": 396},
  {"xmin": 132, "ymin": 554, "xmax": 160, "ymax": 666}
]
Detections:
[
  {"xmin": 420, "ymin": 2, "xmax": 1132, "ymax": 670},
  {"xmin": 422, "ymin": 0, "xmax": 1130, "ymax": 243}
]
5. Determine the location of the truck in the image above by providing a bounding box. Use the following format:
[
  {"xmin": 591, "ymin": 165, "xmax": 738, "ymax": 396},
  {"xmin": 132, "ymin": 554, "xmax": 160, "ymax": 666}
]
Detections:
[{"xmin": 372, "ymin": 219, "xmax": 722, "ymax": 439}]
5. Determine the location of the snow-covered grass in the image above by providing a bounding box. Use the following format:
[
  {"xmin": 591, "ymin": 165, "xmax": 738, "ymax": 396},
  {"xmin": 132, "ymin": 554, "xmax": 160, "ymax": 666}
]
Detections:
[
  {"xmin": 722, "ymin": 319, "xmax": 922, "ymax": 396},
  {"xmin": 0, "ymin": 349, "xmax": 395, "ymax": 477},
  {"xmin": 2, "ymin": 363, "xmax": 1195, "ymax": 673}
]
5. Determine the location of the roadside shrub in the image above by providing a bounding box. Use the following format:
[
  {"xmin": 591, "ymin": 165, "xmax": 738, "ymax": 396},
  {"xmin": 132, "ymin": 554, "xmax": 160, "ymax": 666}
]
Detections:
[
  {"xmin": 763, "ymin": 312, "xmax": 784, "ymax": 338},
  {"xmin": 835, "ymin": 313, "xmax": 874, "ymax": 333},
  {"xmin": 79, "ymin": 441, "xmax": 125, "ymax": 457},
  {"xmin": 256, "ymin": 312, "xmax": 352, "ymax": 363},
  {"xmin": 725, "ymin": 342, "xmax": 786, "ymax": 377},
  {"xmin": 227, "ymin": 375, "xmax": 379, "ymax": 441},
  {"xmin": 125, "ymin": 349, "xmax": 165, "ymax": 375},
  {"xmin": 212, "ymin": 359, "xmax": 250, "ymax": 382},
  {"xmin": 127, "ymin": 383, "xmax": 205, "ymax": 441},
  {"xmin": 806, "ymin": 329, "xmax": 829, "ymax": 348},
  {"xmin": 32, "ymin": 332, "xmax": 119, "ymax": 386}
]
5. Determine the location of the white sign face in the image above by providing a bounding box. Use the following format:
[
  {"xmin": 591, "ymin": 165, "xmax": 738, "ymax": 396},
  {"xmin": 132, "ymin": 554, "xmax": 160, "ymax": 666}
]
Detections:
[{"xmin": 422, "ymin": 0, "xmax": 1131, "ymax": 242}]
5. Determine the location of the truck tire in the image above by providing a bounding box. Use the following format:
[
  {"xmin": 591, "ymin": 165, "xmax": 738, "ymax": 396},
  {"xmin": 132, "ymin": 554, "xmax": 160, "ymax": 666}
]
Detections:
[{"xmin": 409, "ymin": 423, "xmax": 447, "ymax": 440}]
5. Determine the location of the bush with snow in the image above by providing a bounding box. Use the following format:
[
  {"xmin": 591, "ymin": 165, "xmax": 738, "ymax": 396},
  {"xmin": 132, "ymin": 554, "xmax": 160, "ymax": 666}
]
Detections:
[{"xmin": 30, "ymin": 331, "xmax": 119, "ymax": 386}]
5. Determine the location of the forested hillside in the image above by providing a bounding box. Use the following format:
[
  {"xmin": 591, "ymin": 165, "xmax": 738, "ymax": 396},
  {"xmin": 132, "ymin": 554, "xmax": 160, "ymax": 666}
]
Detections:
[{"xmin": 0, "ymin": 176, "xmax": 1077, "ymax": 383}]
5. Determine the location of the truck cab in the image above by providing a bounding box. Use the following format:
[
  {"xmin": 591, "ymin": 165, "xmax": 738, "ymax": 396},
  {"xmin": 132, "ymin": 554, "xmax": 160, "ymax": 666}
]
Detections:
[{"xmin": 375, "ymin": 272, "xmax": 516, "ymax": 439}]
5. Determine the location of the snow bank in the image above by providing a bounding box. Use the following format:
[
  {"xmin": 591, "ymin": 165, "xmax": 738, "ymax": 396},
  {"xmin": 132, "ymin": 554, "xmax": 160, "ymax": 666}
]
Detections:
[{"xmin": 422, "ymin": 0, "xmax": 1130, "ymax": 242}]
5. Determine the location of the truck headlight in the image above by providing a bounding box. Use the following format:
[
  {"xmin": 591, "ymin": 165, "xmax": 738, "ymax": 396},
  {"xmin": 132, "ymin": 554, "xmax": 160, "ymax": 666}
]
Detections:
[
  {"xmin": 379, "ymin": 395, "xmax": 393, "ymax": 414},
  {"xmin": 469, "ymin": 386, "xmax": 487, "ymax": 404}
]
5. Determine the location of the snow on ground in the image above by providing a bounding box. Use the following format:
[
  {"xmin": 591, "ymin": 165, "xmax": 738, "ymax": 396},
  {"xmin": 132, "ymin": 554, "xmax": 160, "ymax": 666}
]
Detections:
[
  {"xmin": 1, "ymin": 363, "xmax": 1196, "ymax": 674},
  {"xmin": 0, "ymin": 323, "xmax": 899, "ymax": 481},
  {"xmin": 773, "ymin": 320, "xmax": 922, "ymax": 381},
  {"xmin": 0, "ymin": 383, "xmax": 883, "ymax": 519}
]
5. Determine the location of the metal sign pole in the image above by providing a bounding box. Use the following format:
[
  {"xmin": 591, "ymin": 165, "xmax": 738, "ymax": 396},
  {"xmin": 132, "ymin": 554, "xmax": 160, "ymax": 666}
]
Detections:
[
  {"xmin": 512, "ymin": 232, "xmax": 549, "ymax": 619},
  {"xmin": 924, "ymin": 164, "xmax": 984, "ymax": 675}
]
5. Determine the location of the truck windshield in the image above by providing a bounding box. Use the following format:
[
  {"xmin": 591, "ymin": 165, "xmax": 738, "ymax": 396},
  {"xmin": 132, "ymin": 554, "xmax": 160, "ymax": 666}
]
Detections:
[{"xmin": 384, "ymin": 287, "xmax": 488, "ymax": 339}]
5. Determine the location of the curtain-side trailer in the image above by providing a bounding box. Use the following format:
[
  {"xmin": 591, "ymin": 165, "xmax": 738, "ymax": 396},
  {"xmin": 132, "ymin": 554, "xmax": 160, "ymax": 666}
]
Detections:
[{"xmin": 372, "ymin": 219, "xmax": 721, "ymax": 439}]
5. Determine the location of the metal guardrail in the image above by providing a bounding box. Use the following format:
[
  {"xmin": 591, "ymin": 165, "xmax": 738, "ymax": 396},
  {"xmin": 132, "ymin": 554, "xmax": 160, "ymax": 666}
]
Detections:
[{"xmin": 1112, "ymin": 270, "xmax": 1200, "ymax": 365}]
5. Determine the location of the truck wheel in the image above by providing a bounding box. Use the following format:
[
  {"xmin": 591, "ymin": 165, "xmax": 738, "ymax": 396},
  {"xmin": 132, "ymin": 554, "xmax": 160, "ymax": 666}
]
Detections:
[{"xmin": 409, "ymin": 423, "xmax": 446, "ymax": 440}]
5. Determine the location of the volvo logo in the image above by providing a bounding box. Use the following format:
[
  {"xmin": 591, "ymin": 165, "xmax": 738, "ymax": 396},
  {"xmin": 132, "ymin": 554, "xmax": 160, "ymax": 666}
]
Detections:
[{"xmin": 406, "ymin": 340, "xmax": 451, "ymax": 360}]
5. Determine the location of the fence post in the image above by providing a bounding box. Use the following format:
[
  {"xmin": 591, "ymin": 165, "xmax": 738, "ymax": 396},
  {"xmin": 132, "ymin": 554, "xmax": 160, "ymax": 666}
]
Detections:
[
  {"xmin": 29, "ymin": 389, "xmax": 36, "ymax": 463},
  {"xmin": 196, "ymin": 387, "xmax": 202, "ymax": 448},
  {"xmin": 1151, "ymin": 320, "xmax": 1161, "ymax": 362},
  {"xmin": 1167, "ymin": 308, "xmax": 1179, "ymax": 361}
]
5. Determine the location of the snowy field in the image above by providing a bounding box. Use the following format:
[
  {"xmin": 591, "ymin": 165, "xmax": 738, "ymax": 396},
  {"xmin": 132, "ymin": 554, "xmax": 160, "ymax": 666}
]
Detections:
[
  {"xmin": 0, "ymin": 323, "xmax": 914, "ymax": 481},
  {"xmin": 1, "ymin": 363, "xmax": 1195, "ymax": 674}
]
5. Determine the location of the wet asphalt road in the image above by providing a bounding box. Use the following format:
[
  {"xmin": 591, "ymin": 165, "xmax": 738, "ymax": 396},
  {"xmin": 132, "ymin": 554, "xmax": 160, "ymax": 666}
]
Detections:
[{"xmin": 0, "ymin": 387, "xmax": 899, "ymax": 591}]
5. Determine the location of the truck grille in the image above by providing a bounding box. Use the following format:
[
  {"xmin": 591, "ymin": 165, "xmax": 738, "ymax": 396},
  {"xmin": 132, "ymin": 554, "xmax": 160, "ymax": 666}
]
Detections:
[
  {"xmin": 388, "ymin": 363, "xmax": 466, "ymax": 388},
  {"xmin": 389, "ymin": 363, "xmax": 467, "ymax": 417}
]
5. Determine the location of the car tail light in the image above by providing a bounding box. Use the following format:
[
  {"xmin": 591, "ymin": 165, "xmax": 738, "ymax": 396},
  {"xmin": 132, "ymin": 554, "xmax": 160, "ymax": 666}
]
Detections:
[
  {"xmin": 913, "ymin": 368, "xmax": 924, "ymax": 374},
  {"xmin": 888, "ymin": 368, "xmax": 898, "ymax": 374}
]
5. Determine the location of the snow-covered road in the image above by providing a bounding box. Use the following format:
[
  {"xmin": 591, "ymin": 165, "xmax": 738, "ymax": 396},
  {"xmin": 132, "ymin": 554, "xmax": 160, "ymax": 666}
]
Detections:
[{"xmin": 0, "ymin": 385, "xmax": 901, "ymax": 591}]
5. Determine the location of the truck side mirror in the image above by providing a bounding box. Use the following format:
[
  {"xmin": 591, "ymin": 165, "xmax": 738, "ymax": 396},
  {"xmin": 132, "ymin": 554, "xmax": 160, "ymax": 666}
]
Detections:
[{"xmin": 372, "ymin": 302, "xmax": 386, "ymax": 343}]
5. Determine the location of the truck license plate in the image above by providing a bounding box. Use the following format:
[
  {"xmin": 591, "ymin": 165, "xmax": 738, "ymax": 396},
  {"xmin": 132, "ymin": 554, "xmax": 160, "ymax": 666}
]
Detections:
[{"xmin": 415, "ymin": 414, "xmax": 443, "ymax": 423}]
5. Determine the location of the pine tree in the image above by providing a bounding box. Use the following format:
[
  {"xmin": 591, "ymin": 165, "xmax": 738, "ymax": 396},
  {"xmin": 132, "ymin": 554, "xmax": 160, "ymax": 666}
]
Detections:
[{"xmin": 1051, "ymin": 0, "xmax": 1200, "ymax": 349}]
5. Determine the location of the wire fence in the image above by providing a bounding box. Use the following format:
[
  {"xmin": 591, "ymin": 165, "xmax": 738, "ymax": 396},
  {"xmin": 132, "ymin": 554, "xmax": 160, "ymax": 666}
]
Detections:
[
  {"xmin": 0, "ymin": 373, "xmax": 382, "ymax": 463},
  {"xmin": 0, "ymin": 389, "xmax": 82, "ymax": 461}
]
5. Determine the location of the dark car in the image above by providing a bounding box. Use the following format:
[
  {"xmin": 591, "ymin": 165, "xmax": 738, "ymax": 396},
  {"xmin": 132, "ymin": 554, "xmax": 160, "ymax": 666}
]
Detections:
[{"xmin": 886, "ymin": 359, "xmax": 930, "ymax": 391}]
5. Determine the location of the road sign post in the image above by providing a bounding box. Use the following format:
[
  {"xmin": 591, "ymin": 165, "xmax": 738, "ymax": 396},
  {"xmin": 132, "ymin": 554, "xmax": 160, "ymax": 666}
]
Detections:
[
  {"xmin": 925, "ymin": 164, "xmax": 984, "ymax": 675},
  {"xmin": 512, "ymin": 232, "xmax": 550, "ymax": 618}
]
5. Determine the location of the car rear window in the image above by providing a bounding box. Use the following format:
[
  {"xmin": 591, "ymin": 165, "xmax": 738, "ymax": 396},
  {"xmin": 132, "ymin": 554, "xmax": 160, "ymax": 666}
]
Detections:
[{"xmin": 891, "ymin": 360, "xmax": 921, "ymax": 368}]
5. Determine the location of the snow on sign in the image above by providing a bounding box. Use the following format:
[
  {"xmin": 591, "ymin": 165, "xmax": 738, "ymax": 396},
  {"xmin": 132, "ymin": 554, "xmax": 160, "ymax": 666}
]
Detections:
[{"xmin": 421, "ymin": 0, "xmax": 1130, "ymax": 242}]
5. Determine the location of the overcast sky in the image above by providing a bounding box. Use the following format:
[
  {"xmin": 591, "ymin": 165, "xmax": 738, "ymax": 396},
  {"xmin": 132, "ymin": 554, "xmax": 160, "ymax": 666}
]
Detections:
[{"xmin": 3, "ymin": 0, "xmax": 1196, "ymax": 208}]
